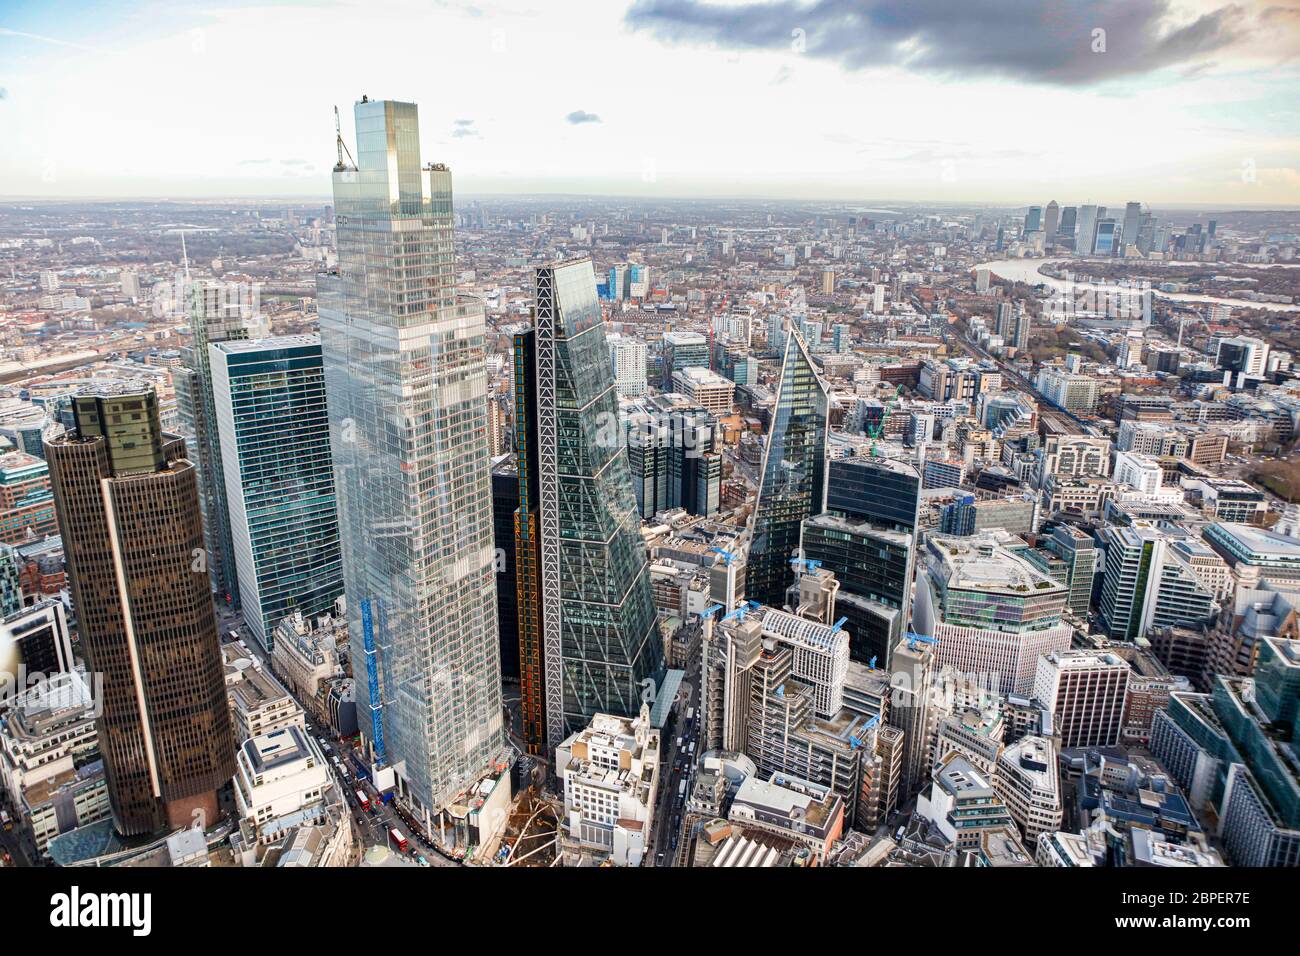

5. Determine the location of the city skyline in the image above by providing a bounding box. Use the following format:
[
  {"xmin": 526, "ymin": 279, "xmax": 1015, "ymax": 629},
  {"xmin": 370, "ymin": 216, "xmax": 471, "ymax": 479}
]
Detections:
[
  {"xmin": 1, "ymin": 0, "xmax": 1298, "ymax": 204},
  {"xmin": 2, "ymin": 0, "xmax": 1300, "ymax": 902}
]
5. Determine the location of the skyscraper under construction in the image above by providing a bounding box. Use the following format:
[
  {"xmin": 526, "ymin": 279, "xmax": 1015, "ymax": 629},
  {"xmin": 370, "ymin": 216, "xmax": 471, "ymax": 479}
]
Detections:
[
  {"xmin": 318, "ymin": 98, "xmax": 505, "ymax": 825},
  {"xmin": 45, "ymin": 384, "xmax": 235, "ymax": 836}
]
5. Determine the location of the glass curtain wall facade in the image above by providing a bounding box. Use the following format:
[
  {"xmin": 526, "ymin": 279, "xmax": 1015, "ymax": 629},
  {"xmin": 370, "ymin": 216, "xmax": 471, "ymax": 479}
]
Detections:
[
  {"xmin": 533, "ymin": 258, "xmax": 662, "ymax": 752},
  {"xmin": 175, "ymin": 280, "xmax": 268, "ymax": 609},
  {"xmin": 318, "ymin": 99, "xmax": 504, "ymax": 821},
  {"xmin": 209, "ymin": 334, "xmax": 344, "ymax": 651},
  {"xmin": 512, "ymin": 328, "xmax": 546, "ymax": 756},
  {"xmin": 746, "ymin": 329, "xmax": 829, "ymax": 608}
]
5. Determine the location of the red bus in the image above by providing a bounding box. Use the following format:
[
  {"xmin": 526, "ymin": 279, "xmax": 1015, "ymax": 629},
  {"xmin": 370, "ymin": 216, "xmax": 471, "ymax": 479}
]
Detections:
[
  {"xmin": 355, "ymin": 790, "xmax": 370, "ymax": 811},
  {"xmin": 390, "ymin": 829, "xmax": 409, "ymax": 853}
]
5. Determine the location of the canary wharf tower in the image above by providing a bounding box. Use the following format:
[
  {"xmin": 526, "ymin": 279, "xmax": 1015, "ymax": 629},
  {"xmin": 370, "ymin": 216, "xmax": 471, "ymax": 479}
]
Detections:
[{"xmin": 318, "ymin": 99, "xmax": 504, "ymax": 824}]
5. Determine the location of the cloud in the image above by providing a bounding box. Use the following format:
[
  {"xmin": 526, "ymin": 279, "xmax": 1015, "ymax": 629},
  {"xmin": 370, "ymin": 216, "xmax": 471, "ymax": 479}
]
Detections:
[
  {"xmin": 0, "ymin": 88, "xmax": 7, "ymax": 100},
  {"xmin": 565, "ymin": 110, "xmax": 602, "ymax": 124},
  {"xmin": 624, "ymin": 0, "xmax": 1260, "ymax": 86},
  {"xmin": 452, "ymin": 118, "xmax": 480, "ymax": 138}
]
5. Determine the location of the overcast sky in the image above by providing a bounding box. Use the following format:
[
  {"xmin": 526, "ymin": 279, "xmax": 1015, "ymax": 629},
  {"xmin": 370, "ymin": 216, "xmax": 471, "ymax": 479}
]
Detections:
[{"xmin": 1, "ymin": 0, "xmax": 1297, "ymax": 204}]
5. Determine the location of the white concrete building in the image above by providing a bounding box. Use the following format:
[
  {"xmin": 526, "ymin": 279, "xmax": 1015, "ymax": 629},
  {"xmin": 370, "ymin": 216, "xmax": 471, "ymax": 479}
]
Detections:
[
  {"xmin": 609, "ymin": 334, "xmax": 649, "ymax": 399},
  {"xmin": 672, "ymin": 366, "xmax": 736, "ymax": 416},
  {"xmin": 556, "ymin": 705, "xmax": 661, "ymax": 866},
  {"xmin": 233, "ymin": 725, "xmax": 332, "ymax": 835},
  {"xmin": 994, "ymin": 735, "xmax": 1063, "ymax": 845}
]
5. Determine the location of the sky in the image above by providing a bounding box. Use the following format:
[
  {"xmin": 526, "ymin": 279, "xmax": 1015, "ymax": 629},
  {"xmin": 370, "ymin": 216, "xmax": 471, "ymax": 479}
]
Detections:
[{"xmin": 1, "ymin": 0, "xmax": 1298, "ymax": 205}]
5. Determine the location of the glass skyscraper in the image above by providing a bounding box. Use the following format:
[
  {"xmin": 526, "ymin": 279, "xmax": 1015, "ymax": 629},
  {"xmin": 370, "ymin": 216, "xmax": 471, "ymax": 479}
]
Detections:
[
  {"xmin": 318, "ymin": 99, "xmax": 504, "ymax": 823},
  {"xmin": 530, "ymin": 257, "xmax": 662, "ymax": 752},
  {"xmin": 802, "ymin": 453, "xmax": 921, "ymax": 669},
  {"xmin": 175, "ymin": 280, "xmax": 268, "ymax": 608},
  {"xmin": 209, "ymin": 334, "xmax": 344, "ymax": 651},
  {"xmin": 746, "ymin": 328, "xmax": 829, "ymax": 608}
]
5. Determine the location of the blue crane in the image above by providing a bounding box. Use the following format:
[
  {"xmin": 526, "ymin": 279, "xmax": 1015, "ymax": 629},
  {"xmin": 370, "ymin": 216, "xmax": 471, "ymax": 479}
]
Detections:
[
  {"xmin": 697, "ymin": 603, "xmax": 725, "ymax": 621},
  {"xmin": 848, "ymin": 714, "xmax": 880, "ymax": 749},
  {"xmin": 711, "ymin": 546, "xmax": 737, "ymax": 567},
  {"xmin": 905, "ymin": 630, "xmax": 939, "ymax": 651},
  {"xmin": 721, "ymin": 600, "xmax": 762, "ymax": 623}
]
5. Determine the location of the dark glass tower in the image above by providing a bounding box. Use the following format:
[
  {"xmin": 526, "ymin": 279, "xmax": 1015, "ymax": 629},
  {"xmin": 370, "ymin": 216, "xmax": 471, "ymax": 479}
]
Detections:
[
  {"xmin": 491, "ymin": 459, "xmax": 520, "ymax": 684},
  {"xmin": 45, "ymin": 385, "xmax": 235, "ymax": 836},
  {"xmin": 803, "ymin": 453, "xmax": 921, "ymax": 669},
  {"xmin": 529, "ymin": 258, "xmax": 663, "ymax": 752},
  {"xmin": 746, "ymin": 329, "xmax": 829, "ymax": 607},
  {"xmin": 512, "ymin": 327, "xmax": 546, "ymax": 756}
]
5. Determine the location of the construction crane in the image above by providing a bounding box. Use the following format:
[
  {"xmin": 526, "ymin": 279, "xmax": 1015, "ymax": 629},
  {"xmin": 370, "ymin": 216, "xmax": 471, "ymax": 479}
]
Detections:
[
  {"xmin": 831, "ymin": 616, "xmax": 847, "ymax": 632},
  {"xmin": 697, "ymin": 603, "xmax": 724, "ymax": 621},
  {"xmin": 334, "ymin": 105, "xmax": 357, "ymax": 172},
  {"xmin": 721, "ymin": 600, "xmax": 761, "ymax": 623},
  {"xmin": 864, "ymin": 384, "xmax": 903, "ymax": 454},
  {"xmin": 789, "ymin": 556, "xmax": 822, "ymax": 573},
  {"xmin": 848, "ymin": 714, "xmax": 880, "ymax": 749},
  {"xmin": 710, "ymin": 546, "xmax": 738, "ymax": 566},
  {"xmin": 905, "ymin": 630, "xmax": 938, "ymax": 652}
]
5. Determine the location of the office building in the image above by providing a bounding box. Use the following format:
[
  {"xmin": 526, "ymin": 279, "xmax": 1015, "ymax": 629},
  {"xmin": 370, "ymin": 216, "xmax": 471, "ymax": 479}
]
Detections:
[
  {"xmin": 939, "ymin": 494, "xmax": 1036, "ymax": 537},
  {"xmin": 994, "ymin": 735, "xmax": 1063, "ymax": 845},
  {"xmin": 746, "ymin": 329, "xmax": 829, "ymax": 608},
  {"xmin": 556, "ymin": 707, "xmax": 661, "ymax": 866},
  {"xmin": 0, "ymin": 599, "xmax": 73, "ymax": 703},
  {"xmin": 0, "ymin": 452, "xmax": 58, "ymax": 545},
  {"xmin": 175, "ymin": 279, "xmax": 270, "ymax": 608},
  {"xmin": 526, "ymin": 258, "xmax": 663, "ymax": 750},
  {"xmin": 912, "ymin": 532, "xmax": 1072, "ymax": 696},
  {"xmin": 802, "ymin": 454, "xmax": 920, "ymax": 669},
  {"xmin": 917, "ymin": 751, "xmax": 1016, "ymax": 852},
  {"xmin": 1028, "ymin": 524, "xmax": 1097, "ymax": 617},
  {"xmin": 1034, "ymin": 368, "xmax": 1100, "ymax": 415},
  {"xmin": 318, "ymin": 99, "xmax": 505, "ymax": 824},
  {"xmin": 672, "ymin": 366, "xmax": 735, "ymax": 416},
  {"xmin": 1099, "ymin": 522, "xmax": 1218, "ymax": 640},
  {"xmin": 1034, "ymin": 651, "xmax": 1130, "ymax": 748},
  {"xmin": 626, "ymin": 400, "xmax": 722, "ymax": 520},
  {"xmin": 1043, "ymin": 201, "xmax": 1060, "ymax": 247},
  {"xmin": 490, "ymin": 458, "xmax": 520, "ymax": 683},
  {"xmin": 45, "ymin": 385, "xmax": 236, "ymax": 836},
  {"xmin": 661, "ymin": 331, "xmax": 710, "ymax": 389},
  {"xmin": 1203, "ymin": 522, "xmax": 1300, "ymax": 589},
  {"xmin": 209, "ymin": 335, "xmax": 344, "ymax": 650},
  {"xmin": 1151, "ymin": 637, "xmax": 1300, "ymax": 866},
  {"xmin": 269, "ymin": 608, "xmax": 346, "ymax": 726}
]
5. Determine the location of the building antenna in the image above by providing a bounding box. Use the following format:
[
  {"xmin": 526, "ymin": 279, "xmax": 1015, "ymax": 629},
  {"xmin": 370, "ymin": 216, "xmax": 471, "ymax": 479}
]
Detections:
[{"xmin": 334, "ymin": 106, "xmax": 356, "ymax": 172}]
